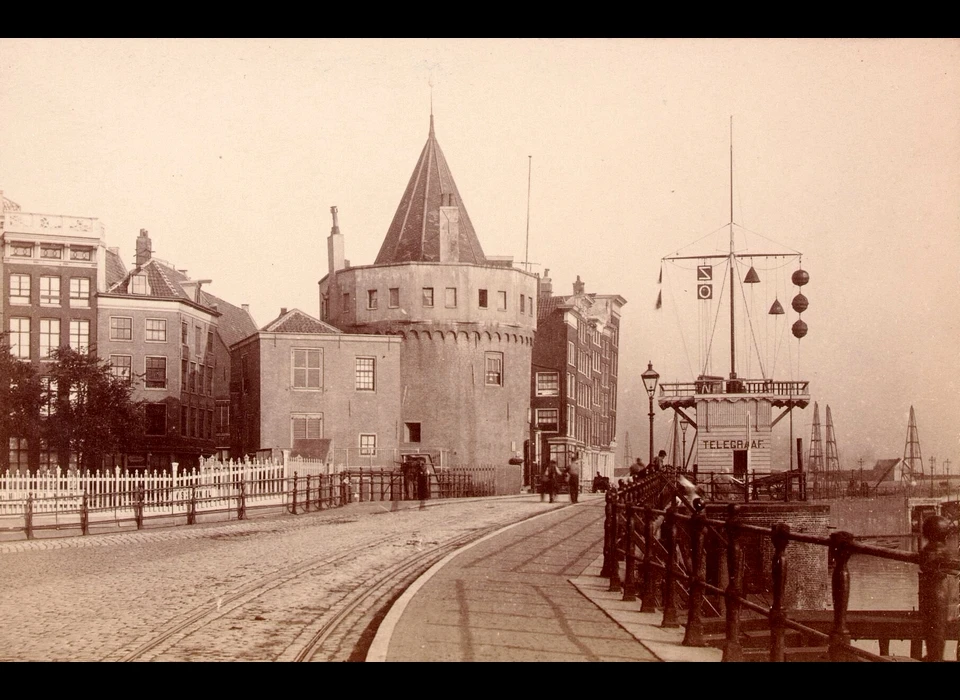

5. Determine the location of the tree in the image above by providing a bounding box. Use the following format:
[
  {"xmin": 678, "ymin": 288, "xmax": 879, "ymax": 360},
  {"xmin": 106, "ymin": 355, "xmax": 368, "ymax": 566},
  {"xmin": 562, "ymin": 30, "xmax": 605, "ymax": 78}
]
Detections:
[
  {"xmin": 0, "ymin": 336, "xmax": 43, "ymax": 471},
  {"xmin": 42, "ymin": 347, "xmax": 145, "ymax": 472}
]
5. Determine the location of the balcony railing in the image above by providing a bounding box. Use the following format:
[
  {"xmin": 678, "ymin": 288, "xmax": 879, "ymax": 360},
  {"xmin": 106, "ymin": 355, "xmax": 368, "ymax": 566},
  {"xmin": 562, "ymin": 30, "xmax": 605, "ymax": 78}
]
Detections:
[{"xmin": 659, "ymin": 378, "xmax": 810, "ymax": 398}]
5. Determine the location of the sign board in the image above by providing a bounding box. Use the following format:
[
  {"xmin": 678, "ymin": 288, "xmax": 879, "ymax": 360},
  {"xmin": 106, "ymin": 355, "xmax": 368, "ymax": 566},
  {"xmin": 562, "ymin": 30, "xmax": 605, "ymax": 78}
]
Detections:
[
  {"xmin": 697, "ymin": 265, "xmax": 713, "ymax": 281},
  {"xmin": 697, "ymin": 283, "xmax": 713, "ymax": 300}
]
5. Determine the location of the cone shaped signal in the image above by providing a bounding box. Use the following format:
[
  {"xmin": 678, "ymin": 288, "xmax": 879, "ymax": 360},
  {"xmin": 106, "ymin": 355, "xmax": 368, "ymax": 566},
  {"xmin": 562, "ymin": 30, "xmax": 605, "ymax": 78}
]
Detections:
[
  {"xmin": 769, "ymin": 299, "xmax": 785, "ymax": 315},
  {"xmin": 744, "ymin": 266, "xmax": 760, "ymax": 283}
]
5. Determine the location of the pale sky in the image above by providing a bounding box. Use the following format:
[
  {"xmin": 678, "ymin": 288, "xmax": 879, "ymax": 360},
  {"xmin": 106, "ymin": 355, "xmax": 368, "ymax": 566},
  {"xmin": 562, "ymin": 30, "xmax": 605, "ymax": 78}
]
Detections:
[{"xmin": 2, "ymin": 38, "xmax": 958, "ymax": 473}]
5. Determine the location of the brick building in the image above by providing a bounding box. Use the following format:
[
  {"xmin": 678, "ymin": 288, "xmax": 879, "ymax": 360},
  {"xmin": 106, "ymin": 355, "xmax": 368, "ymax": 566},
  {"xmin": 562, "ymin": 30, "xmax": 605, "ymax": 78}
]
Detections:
[
  {"xmin": 230, "ymin": 308, "xmax": 402, "ymax": 465},
  {"xmin": 530, "ymin": 270, "xmax": 625, "ymax": 481}
]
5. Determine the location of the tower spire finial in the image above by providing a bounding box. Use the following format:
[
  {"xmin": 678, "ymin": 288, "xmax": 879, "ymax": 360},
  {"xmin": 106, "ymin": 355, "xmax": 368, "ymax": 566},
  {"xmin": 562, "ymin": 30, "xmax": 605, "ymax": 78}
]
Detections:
[{"xmin": 429, "ymin": 77, "xmax": 435, "ymax": 137}]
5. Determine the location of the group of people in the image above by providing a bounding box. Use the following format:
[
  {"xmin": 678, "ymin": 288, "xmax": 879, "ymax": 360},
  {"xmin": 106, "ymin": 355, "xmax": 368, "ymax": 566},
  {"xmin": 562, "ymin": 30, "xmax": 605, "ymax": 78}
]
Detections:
[
  {"xmin": 540, "ymin": 453, "xmax": 582, "ymax": 504},
  {"xmin": 629, "ymin": 450, "xmax": 670, "ymax": 481}
]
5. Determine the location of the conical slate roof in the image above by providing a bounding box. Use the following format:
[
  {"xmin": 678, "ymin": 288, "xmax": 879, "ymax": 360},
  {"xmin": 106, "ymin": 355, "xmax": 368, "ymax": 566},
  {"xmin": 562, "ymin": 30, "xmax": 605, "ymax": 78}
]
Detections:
[{"xmin": 375, "ymin": 116, "xmax": 486, "ymax": 265}]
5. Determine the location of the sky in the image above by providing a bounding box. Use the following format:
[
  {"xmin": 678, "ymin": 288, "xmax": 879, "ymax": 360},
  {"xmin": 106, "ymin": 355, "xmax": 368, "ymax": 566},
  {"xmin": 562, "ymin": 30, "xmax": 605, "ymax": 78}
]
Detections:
[{"xmin": 2, "ymin": 38, "xmax": 958, "ymax": 475}]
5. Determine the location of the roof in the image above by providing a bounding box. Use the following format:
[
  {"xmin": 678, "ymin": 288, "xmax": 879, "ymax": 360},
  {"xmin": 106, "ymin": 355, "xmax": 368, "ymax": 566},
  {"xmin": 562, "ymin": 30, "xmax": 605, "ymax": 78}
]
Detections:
[
  {"xmin": 261, "ymin": 308, "xmax": 342, "ymax": 334},
  {"xmin": 537, "ymin": 295, "xmax": 564, "ymax": 322},
  {"xmin": 201, "ymin": 291, "xmax": 258, "ymax": 348},
  {"xmin": 374, "ymin": 116, "xmax": 486, "ymax": 266},
  {"xmin": 108, "ymin": 258, "xmax": 193, "ymax": 300},
  {"xmin": 105, "ymin": 248, "xmax": 127, "ymax": 288}
]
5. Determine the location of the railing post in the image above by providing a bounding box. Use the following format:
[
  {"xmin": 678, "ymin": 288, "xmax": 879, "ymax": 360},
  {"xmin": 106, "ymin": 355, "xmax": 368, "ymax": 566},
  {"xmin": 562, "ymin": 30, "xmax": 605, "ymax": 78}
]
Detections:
[
  {"xmin": 660, "ymin": 504, "xmax": 679, "ymax": 628},
  {"xmin": 918, "ymin": 515, "xmax": 951, "ymax": 662},
  {"xmin": 827, "ymin": 530, "xmax": 855, "ymax": 661},
  {"xmin": 769, "ymin": 523, "xmax": 790, "ymax": 662},
  {"xmin": 237, "ymin": 476, "xmax": 246, "ymax": 521},
  {"xmin": 81, "ymin": 491, "xmax": 89, "ymax": 536},
  {"xmin": 25, "ymin": 493, "xmax": 34, "ymax": 540},
  {"xmin": 304, "ymin": 474, "xmax": 312, "ymax": 513},
  {"xmin": 291, "ymin": 472, "xmax": 298, "ymax": 515},
  {"xmin": 600, "ymin": 488, "xmax": 616, "ymax": 578},
  {"xmin": 187, "ymin": 485, "xmax": 197, "ymax": 526},
  {"xmin": 607, "ymin": 490, "xmax": 621, "ymax": 592},
  {"xmin": 682, "ymin": 510, "xmax": 706, "ymax": 646},
  {"xmin": 622, "ymin": 505, "xmax": 637, "ymax": 601},
  {"xmin": 135, "ymin": 486, "xmax": 144, "ymax": 530},
  {"xmin": 722, "ymin": 504, "xmax": 744, "ymax": 662},
  {"xmin": 640, "ymin": 506, "xmax": 657, "ymax": 613}
]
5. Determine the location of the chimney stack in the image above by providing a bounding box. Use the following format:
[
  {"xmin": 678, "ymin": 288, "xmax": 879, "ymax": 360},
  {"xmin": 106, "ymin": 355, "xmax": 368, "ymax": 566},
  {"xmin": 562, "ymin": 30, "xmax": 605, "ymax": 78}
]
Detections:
[
  {"xmin": 135, "ymin": 229, "xmax": 152, "ymax": 267},
  {"xmin": 540, "ymin": 268, "xmax": 552, "ymax": 297},
  {"xmin": 327, "ymin": 205, "xmax": 345, "ymax": 275},
  {"xmin": 573, "ymin": 275, "xmax": 585, "ymax": 295},
  {"xmin": 242, "ymin": 304, "xmax": 250, "ymax": 314},
  {"xmin": 280, "ymin": 307, "xmax": 288, "ymax": 316}
]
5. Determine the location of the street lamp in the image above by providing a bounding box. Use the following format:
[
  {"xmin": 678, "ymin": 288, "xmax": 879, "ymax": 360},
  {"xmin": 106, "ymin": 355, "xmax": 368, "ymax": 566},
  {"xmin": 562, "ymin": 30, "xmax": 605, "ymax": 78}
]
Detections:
[
  {"xmin": 641, "ymin": 361, "xmax": 660, "ymax": 465},
  {"xmin": 680, "ymin": 418, "xmax": 690, "ymax": 471}
]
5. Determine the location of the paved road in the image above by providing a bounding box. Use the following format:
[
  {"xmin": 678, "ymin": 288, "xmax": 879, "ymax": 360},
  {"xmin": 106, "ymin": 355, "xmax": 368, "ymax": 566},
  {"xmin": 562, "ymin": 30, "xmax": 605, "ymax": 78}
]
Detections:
[{"xmin": 371, "ymin": 498, "xmax": 661, "ymax": 661}]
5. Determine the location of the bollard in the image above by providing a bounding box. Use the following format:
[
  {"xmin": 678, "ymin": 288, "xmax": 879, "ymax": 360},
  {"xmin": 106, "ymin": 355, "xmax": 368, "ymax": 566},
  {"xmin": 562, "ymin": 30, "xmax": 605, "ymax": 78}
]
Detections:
[
  {"xmin": 81, "ymin": 491, "xmax": 89, "ymax": 536},
  {"xmin": 187, "ymin": 486, "xmax": 197, "ymax": 526},
  {"xmin": 769, "ymin": 523, "xmax": 790, "ymax": 662},
  {"xmin": 291, "ymin": 472, "xmax": 299, "ymax": 515},
  {"xmin": 25, "ymin": 493, "xmax": 34, "ymax": 540},
  {"xmin": 827, "ymin": 530, "xmax": 856, "ymax": 661},
  {"xmin": 304, "ymin": 475, "xmax": 312, "ymax": 513},
  {"xmin": 682, "ymin": 510, "xmax": 707, "ymax": 647},
  {"xmin": 660, "ymin": 505, "xmax": 679, "ymax": 628},
  {"xmin": 918, "ymin": 515, "xmax": 951, "ymax": 662},
  {"xmin": 722, "ymin": 505, "xmax": 744, "ymax": 661},
  {"xmin": 622, "ymin": 505, "xmax": 637, "ymax": 601},
  {"xmin": 640, "ymin": 507, "xmax": 658, "ymax": 613},
  {"xmin": 135, "ymin": 486, "xmax": 144, "ymax": 530},
  {"xmin": 237, "ymin": 477, "xmax": 246, "ymax": 521}
]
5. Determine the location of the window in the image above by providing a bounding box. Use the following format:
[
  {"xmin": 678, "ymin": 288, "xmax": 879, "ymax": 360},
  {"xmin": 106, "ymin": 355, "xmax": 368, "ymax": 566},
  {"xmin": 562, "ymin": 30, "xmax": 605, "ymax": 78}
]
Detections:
[
  {"xmin": 593, "ymin": 350, "xmax": 600, "ymax": 373},
  {"xmin": 445, "ymin": 287, "xmax": 457, "ymax": 308},
  {"xmin": 484, "ymin": 352, "xmax": 503, "ymax": 386},
  {"xmin": 568, "ymin": 372, "xmax": 576, "ymax": 397},
  {"xmin": 355, "ymin": 356, "xmax": 375, "ymax": 391},
  {"xmin": 110, "ymin": 355, "xmax": 132, "ymax": 382},
  {"xmin": 404, "ymin": 422, "xmax": 421, "ymax": 443},
  {"xmin": 528, "ymin": 296, "xmax": 534, "ymax": 316},
  {"xmin": 145, "ymin": 319, "xmax": 167, "ymax": 342},
  {"xmin": 9, "ymin": 274, "xmax": 30, "ymax": 304},
  {"xmin": 40, "ymin": 377, "xmax": 57, "ymax": 417},
  {"xmin": 145, "ymin": 404, "xmax": 167, "ymax": 436},
  {"xmin": 181, "ymin": 406, "xmax": 188, "ymax": 436},
  {"xmin": 478, "ymin": 289, "xmax": 488, "ymax": 308},
  {"xmin": 567, "ymin": 341, "xmax": 576, "ymax": 366},
  {"xmin": 130, "ymin": 274, "xmax": 148, "ymax": 295},
  {"xmin": 216, "ymin": 404, "xmax": 230, "ymax": 434},
  {"xmin": 39, "ymin": 276, "xmax": 60, "ymax": 306},
  {"xmin": 192, "ymin": 407, "xmax": 199, "ymax": 437},
  {"xmin": 567, "ymin": 405, "xmax": 576, "ymax": 437},
  {"xmin": 69, "ymin": 278, "xmax": 90, "ymax": 307},
  {"xmin": 519, "ymin": 294, "xmax": 525, "ymax": 314},
  {"xmin": 536, "ymin": 409, "xmax": 559, "ymax": 431},
  {"xmin": 367, "ymin": 289, "xmax": 378, "ymax": 309},
  {"xmin": 207, "ymin": 330, "xmax": 214, "ymax": 354},
  {"xmin": 293, "ymin": 348, "xmax": 322, "ymax": 389},
  {"xmin": 190, "ymin": 362, "xmax": 197, "ymax": 393},
  {"xmin": 205, "ymin": 365, "xmax": 212, "ymax": 395},
  {"xmin": 40, "ymin": 246, "xmax": 62, "ymax": 260},
  {"xmin": 110, "ymin": 316, "xmax": 133, "ymax": 341},
  {"xmin": 195, "ymin": 326, "xmax": 202, "ymax": 356},
  {"xmin": 342, "ymin": 292, "xmax": 351, "ymax": 313},
  {"xmin": 145, "ymin": 356, "xmax": 167, "ymax": 389},
  {"xmin": 292, "ymin": 414, "xmax": 323, "ymax": 440},
  {"xmin": 181, "ymin": 358, "xmax": 188, "ymax": 387},
  {"xmin": 39, "ymin": 319, "xmax": 60, "ymax": 359},
  {"xmin": 9, "ymin": 318, "xmax": 30, "ymax": 360},
  {"xmin": 422, "ymin": 287, "xmax": 434, "ymax": 307},
  {"xmin": 70, "ymin": 248, "xmax": 92, "ymax": 261},
  {"xmin": 11, "ymin": 243, "xmax": 32, "ymax": 258},
  {"xmin": 181, "ymin": 321, "xmax": 189, "ymax": 345},
  {"xmin": 8, "ymin": 437, "xmax": 29, "ymax": 470},
  {"xmin": 389, "ymin": 288, "xmax": 399, "ymax": 308},
  {"xmin": 497, "ymin": 291, "xmax": 507, "ymax": 311},
  {"xmin": 67, "ymin": 320, "xmax": 89, "ymax": 352},
  {"xmin": 206, "ymin": 409, "xmax": 213, "ymax": 439},
  {"xmin": 359, "ymin": 433, "xmax": 377, "ymax": 456},
  {"xmin": 536, "ymin": 372, "xmax": 559, "ymax": 397}
]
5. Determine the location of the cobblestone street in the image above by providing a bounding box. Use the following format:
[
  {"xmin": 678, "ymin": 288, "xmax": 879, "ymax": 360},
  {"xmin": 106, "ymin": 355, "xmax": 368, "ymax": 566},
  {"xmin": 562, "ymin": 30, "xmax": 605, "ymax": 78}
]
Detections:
[{"xmin": 0, "ymin": 496, "xmax": 568, "ymax": 661}]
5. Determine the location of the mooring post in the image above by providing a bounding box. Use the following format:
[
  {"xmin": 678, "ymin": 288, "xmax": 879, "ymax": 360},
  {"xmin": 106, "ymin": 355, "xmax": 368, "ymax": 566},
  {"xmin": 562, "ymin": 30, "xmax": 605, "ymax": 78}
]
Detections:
[
  {"xmin": 723, "ymin": 504, "xmax": 744, "ymax": 662},
  {"xmin": 769, "ymin": 523, "xmax": 790, "ymax": 662},
  {"xmin": 828, "ymin": 530, "xmax": 855, "ymax": 661},
  {"xmin": 683, "ymin": 510, "xmax": 707, "ymax": 646},
  {"xmin": 918, "ymin": 515, "xmax": 951, "ymax": 662}
]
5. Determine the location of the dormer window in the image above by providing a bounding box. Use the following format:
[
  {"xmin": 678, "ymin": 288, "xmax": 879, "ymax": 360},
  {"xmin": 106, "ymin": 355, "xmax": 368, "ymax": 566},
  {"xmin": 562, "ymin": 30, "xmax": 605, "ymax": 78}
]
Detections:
[{"xmin": 130, "ymin": 274, "xmax": 149, "ymax": 295}]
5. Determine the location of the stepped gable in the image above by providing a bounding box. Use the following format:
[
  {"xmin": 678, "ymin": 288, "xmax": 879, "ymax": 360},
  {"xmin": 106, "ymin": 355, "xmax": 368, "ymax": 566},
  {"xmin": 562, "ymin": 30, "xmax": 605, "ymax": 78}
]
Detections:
[
  {"xmin": 261, "ymin": 308, "xmax": 342, "ymax": 334},
  {"xmin": 375, "ymin": 116, "xmax": 486, "ymax": 265}
]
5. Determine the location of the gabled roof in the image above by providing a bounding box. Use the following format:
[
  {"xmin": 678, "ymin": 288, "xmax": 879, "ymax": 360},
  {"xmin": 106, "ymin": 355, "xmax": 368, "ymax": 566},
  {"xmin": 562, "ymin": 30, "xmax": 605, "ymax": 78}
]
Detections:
[
  {"xmin": 105, "ymin": 248, "xmax": 127, "ymax": 288},
  {"xmin": 201, "ymin": 291, "xmax": 258, "ymax": 348},
  {"xmin": 537, "ymin": 295, "xmax": 564, "ymax": 322},
  {"xmin": 108, "ymin": 258, "xmax": 192, "ymax": 300},
  {"xmin": 374, "ymin": 116, "xmax": 486, "ymax": 265},
  {"xmin": 261, "ymin": 308, "xmax": 342, "ymax": 334}
]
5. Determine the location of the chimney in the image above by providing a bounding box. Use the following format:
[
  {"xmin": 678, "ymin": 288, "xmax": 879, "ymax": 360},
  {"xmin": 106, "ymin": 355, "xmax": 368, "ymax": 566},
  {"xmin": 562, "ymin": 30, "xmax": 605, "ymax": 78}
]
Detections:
[
  {"xmin": 327, "ymin": 205, "xmax": 345, "ymax": 275},
  {"xmin": 280, "ymin": 307, "xmax": 288, "ymax": 316},
  {"xmin": 108, "ymin": 247, "xmax": 120, "ymax": 256},
  {"xmin": 242, "ymin": 304, "xmax": 250, "ymax": 314},
  {"xmin": 540, "ymin": 268, "xmax": 553, "ymax": 297},
  {"xmin": 573, "ymin": 275, "xmax": 585, "ymax": 295},
  {"xmin": 135, "ymin": 229, "xmax": 152, "ymax": 267},
  {"xmin": 438, "ymin": 192, "xmax": 460, "ymax": 262}
]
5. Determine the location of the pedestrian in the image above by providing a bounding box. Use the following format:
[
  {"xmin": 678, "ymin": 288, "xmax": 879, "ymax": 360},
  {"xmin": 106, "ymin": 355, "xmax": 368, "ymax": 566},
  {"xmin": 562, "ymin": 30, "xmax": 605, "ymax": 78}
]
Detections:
[
  {"xmin": 592, "ymin": 471, "xmax": 603, "ymax": 493},
  {"xmin": 630, "ymin": 457, "xmax": 646, "ymax": 481},
  {"xmin": 541, "ymin": 460, "xmax": 558, "ymax": 503},
  {"xmin": 402, "ymin": 458, "xmax": 418, "ymax": 500},
  {"xmin": 568, "ymin": 453, "xmax": 581, "ymax": 503},
  {"xmin": 651, "ymin": 449, "xmax": 668, "ymax": 473}
]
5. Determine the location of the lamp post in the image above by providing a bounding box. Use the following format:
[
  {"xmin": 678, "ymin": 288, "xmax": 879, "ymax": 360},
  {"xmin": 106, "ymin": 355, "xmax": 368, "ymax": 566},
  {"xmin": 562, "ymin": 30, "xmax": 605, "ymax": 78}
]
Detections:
[
  {"xmin": 641, "ymin": 361, "xmax": 660, "ymax": 465},
  {"xmin": 680, "ymin": 418, "xmax": 690, "ymax": 471}
]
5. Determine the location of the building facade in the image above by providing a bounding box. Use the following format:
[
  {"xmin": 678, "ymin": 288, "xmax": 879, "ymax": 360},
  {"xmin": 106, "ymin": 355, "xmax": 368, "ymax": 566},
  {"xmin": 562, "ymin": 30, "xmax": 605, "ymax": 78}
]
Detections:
[
  {"xmin": 1, "ymin": 192, "xmax": 106, "ymax": 471},
  {"xmin": 230, "ymin": 308, "xmax": 402, "ymax": 466},
  {"xmin": 531, "ymin": 271, "xmax": 625, "ymax": 480},
  {"xmin": 318, "ymin": 118, "xmax": 539, "ymax": 466}
]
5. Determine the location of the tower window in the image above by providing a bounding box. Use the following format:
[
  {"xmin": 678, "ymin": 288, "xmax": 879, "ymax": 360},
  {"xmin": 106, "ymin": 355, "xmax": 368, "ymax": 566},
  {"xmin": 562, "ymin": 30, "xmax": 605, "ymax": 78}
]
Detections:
[
  {"xmin": 478, "ymin": 289, "xmax": 488, "ymax": 308},
  {"xmin": 367, "ymin": 289, "xmax": 378, "ymax": 309},
  {"xmin": 404, "ymin": 422, "xmax": 422, "ymax": 443},
  {"xmin": 422, "ymin": 287, "xmax": 434, "ymax": 307},
  {"xmin": 484, "ymin": 352, "xmax": 503, "ymax": 386},
  {"xmin": 389, "ymin": 288, "xmax": 400, "ymax": 308}
]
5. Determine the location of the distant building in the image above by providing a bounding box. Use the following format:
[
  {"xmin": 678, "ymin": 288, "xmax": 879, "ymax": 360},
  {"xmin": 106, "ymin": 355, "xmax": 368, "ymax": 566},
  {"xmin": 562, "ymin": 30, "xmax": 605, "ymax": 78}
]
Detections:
[
  {"xmin": 317, "ymin": 117, "xmax": 539, "ymax": 466},
  {"xmin": 230, "ymin": 308, "xmax": 402, "ymax": 466},
  {"xmin": 531, "ymin": 271, "xmax": 625, "ymax": 480},
  {"xmin": 1, "ymin": 192, "xmax": 106, "ymax": 471},
  {"xmin": 97, "ymin": 229, "xmax": 257, "ymax": 470}
]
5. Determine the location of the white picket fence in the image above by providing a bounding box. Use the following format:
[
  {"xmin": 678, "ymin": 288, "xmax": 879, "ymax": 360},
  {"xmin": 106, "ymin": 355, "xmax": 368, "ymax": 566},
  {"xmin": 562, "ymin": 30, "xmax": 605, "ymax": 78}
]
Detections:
[{"xmin": 0, "ymin": 457, "xmax": 289, "ymax": 517}]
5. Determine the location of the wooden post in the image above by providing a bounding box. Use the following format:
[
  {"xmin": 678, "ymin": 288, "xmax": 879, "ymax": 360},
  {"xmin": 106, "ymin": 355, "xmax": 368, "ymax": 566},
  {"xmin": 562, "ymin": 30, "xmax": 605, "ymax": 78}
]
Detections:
[
  {"xmin": 291, "ymin": 472, "xmax": 298, "ymax": 515},
  {"xmin": 661, "ymin": 505, "xmax": 680, "ymax": 628},
  {"xmin": 828, "ymin": 530, "xmax": 856, "ymax": 661},
  {"xmin": 682, "ymin": 510, "xmax": 706, "ymax": 646},
  {"xmin": 81, "ymin": 491, "xmax": 89, "ymax": 536},
  {"xmin": 237, "ymin": 476, "xmax": 246, "ymax": 521},
  {"xmin": 25, "ymin": 493, "xmax": 34, "ymax": 540},
  {"xmin": 622, "ymin": 505, "xmax": 637, "ymax": 601},
  {"xmin": 918, "ymin": 515, "xmax": 951, "ymax": 662},
  {"xmin": 640, "ymin": 506, "xmax": 658, "ymax": 613},
  {"xmin": 769, "ymin": 523, "xmax": 790, "ymax": 662},
  {"xmin": 135, "ymin": 486, "xmax": 144, "ymax": 530},
  {"xmin": 187, "ymin": 485, "xmax": 197, "ymax": 526},
  {"xmin": 723, "ymin": 504, "xmax": 744, "ymax": 662}
]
